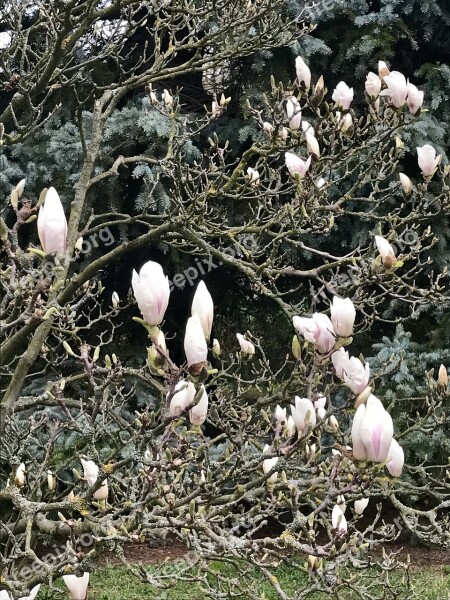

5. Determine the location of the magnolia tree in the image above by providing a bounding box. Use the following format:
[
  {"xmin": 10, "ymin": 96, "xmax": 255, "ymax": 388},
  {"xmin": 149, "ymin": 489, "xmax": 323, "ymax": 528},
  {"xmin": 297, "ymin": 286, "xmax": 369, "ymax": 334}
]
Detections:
[{"xmin": 1, "ymin": 2, "xmax": 450, "ymax": 599}]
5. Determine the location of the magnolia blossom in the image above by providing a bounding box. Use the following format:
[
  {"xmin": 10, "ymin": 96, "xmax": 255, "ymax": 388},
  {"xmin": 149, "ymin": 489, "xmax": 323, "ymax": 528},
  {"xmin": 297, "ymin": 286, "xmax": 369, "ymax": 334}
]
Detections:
[
  {"xmin": 191, "ymin": 281, "xmax": 214, "ymax": 339},
  {"xmin": 263, "ymin": 122, "xmax": 273, "ymax": 136},
  {"xmin": 375, "ymin": 235, "xmax": 397, "ymax": 268},
  {"xmin": 169, "ymin": 380, "xmax": 196, "ymax": 416},
  {"xmin": 340, "ymin": 113, "xmax": 353, "ymax": 133},
  {"xmin": 406, "ymin": 82, "xmax": 424, "ymax": 114},
  {"xmin": 343, "ymin": 357, "xmax": 370, "ymax": 396},
  {"xmin": 286, "ymin": 415, "xmax": 296, "ymax": 437},
  {"xmin": 275, "ymin": 405, "xmax": 287, "ymax": 423},
  {"xmin": 111, "ymin": 291, "xmax": 120, "ymax": 308},
  {"xmin": 278, "ymin": 126, "xmax": 289, "ymax": 140},
  {"xmin": 37, "ymin": 187, "xmax": 68, "ymax": 254},
  {"xmin": 236, "ymin": 333, "xmax": 255, "ymax": 355},
  {"xmin": 212, "ymin": 338, "xmax": 221, "ymax": 357},
  {"xmin": 314, "ymin": 397, "xmax": 326, "ymax": 420},
  {"xmin": 351, "ymin": 395, "xmax": 393, "ymax": 463},
  {"xmin": 301, "ymin": 120, "xmax": 315, "ymax": 136},
  {"xmin": 15, "ymin": 462, "xmax": 26, "ymax": 487},
  {"xmin": 184, "ymin": 314, "xmax": 208, "ymax": 367},
  {"xmin": 285, "ymin": 152, "xmax": 311, "ymax": 178},
  {"xmin": 354, "ymin": 498, "xmax": 369, "ymax": 515},
  {"xmin": 295, "ymin": 56, "xmax": 311, "ymax": 90},
  {"xmin": 417, "ymin": 144, "xmax": 442, "ymax": 177},
  {"xmin": 316, "ymin": 177, "xmax": 326, "ymax": 189},
  {"xmin": 292, "ymin": 313, "xmax": 335, "ymax": 354},
  {"xmin": 247, "ymin": 167, "xmax": 260, "ymax": 184},
  {"xmin": 365, "ymin": 72, "xmax": 382, "ymax": 98},
  {"xmin": 285, "ymin": 96, "xmax": 301, "ymax": 119},
  {"xmin": 399, "ymin": 173, "xmax": 413, "ymax": 194},
  {"xmin": 438, "ymin": 364, "xmax": 448, "ymax": 386},
  {"xmin": 262, "ymin": 444, "xmax": 279, "ymax": 484},
  {"xmin": 386, "ymin": 438, "xmax": 405, "ymax": 477},
  {"xmin": 331, "ymin": 348, "xmax": 349, "ymax": 379},
  {"xmin": 63, "ymin": 573, "xmax": 90, "ymax": 600},
  {"xmin": 332, "ymin": 504, "xmax": 347, "ymax": 533},
  {"xmin": 379, "ymin": 71, "xmax": 407, "ymax": 108},
  {"xmin": 378, "ymin": 61, "xmax": 390, "ymax": 79},
  {"xmin": 132, "ymin": 261, "xmax": 170, "ymax": 326},
  {"xmin": 332, "ymin": 81, "xmax": 354, "ymax": 110},
  {"xmin": 80, "ymin": 459, "xmax": 108, "ymax": 501},
  {"xmin": 289, "ymin": 112, "xmax": 302, "ymax": 130},
  {"xmin": 331, "ymin": 296, "xmax": 356, "ymax": 338},
  {"xmin": 305, "ymin": 132, "xmax": 320, "ymax": 157},
  {"xmin": 290, "ymin": 396, "xmax": 316, "ymax": 434},
  {"xmin": 189, "ymin": 385, "xmax": 209, "ymax": 426}
]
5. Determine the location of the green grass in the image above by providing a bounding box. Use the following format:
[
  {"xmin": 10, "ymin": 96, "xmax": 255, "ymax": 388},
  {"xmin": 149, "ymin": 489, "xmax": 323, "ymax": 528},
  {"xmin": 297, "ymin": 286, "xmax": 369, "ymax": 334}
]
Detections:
[{"xmin": 34, "ymin": 560, "xmax": 450, "ymax": 600}]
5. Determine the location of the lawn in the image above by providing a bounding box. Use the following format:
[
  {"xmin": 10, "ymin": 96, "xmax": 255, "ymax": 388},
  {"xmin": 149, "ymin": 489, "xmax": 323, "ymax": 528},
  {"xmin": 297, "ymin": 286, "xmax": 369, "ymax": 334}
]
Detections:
[{"xmin": 35, "ymin": 560, "xmax": 450, "ymax": 599}]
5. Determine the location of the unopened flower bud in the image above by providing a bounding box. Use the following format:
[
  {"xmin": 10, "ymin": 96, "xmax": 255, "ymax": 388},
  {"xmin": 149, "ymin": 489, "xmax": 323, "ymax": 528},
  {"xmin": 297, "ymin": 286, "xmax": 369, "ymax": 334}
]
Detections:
[
  {"xmin": 212, "ymin": 338, "xmax": 221, "ymax": 357},
  {"xmin": 111, "ymin": 291, "xmax": 120, "ymax": 308},
  {"xmin": 438, "ymin": 364, "xmax": 448, "ymax": 386},
  {"xmin": 292, "ymin": 335, "xmax": 301, "ymax": 360},
  {"xmin": 399, "ymin": 173, "xmax": 412, "ymax": 194},
  {"xmin": 47, "ymin": 470, "xmax": 57, "ymax": 491},
  {"xmin": 75, "ymin": 237, "xmax": 84, "ymax": 252},
  {"xmin": 15, "ymin": 463, "xmax": 26, "ymax": 487}
]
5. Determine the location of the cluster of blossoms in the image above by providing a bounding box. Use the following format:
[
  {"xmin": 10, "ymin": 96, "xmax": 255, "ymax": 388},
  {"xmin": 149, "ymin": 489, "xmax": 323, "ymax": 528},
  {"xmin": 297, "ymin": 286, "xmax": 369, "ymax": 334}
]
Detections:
[{"xmin": 262, "ymin": 56, "xmax": 442, "ymax": 185}]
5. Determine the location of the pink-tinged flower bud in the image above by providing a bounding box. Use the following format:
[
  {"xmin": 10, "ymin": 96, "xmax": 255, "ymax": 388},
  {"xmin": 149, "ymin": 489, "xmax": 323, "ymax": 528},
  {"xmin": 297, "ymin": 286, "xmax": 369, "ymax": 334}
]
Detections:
[
  {"xmin": 275, "ymin": 405, "xmax": 287, "ymax": 423},
  {"xmin": 343, "ymin": 357, "xmax": 370, "ymax": 396},
  {"xmin": 263, "ymin": 122, "xmax": 273, "ymax": 136},
  {"xmin": 37, "ymin": 187, "xmax": 67, "ymax": 255},
  {"xmin": 295, "ymin": 56, "xmax": 311, "ymax": 91},
  {"xmin": 375, "ymin": 235, "xmax": 397, "ymax": 268},
  {"xmin": 438, "ymin": 364, "xmax": 448, "ymax": 386},
  {"xmin": 236, "ymin": 333, "xmax": 255, "ymax": 356},
  {"xmin": 379, "ymin": 71, "xmax": 407, "ymax": 108},
  {"xmin": 360, "ymin": 395, "xmax": 394, "ymax": 463},
  {"xmin": 417, "ymin": 144, "xmax": 442, "ymax": 178},
  {"xmin": 316, "ymin": 177, "xmax": 326, "ymax": 189},
  {"xmin": 314, "ymin": 397, "xmax": 326, "ymax": 410},
  {"xmin": 285, "ymin": 152, "xmax": 311, "ymax": 178},
  {"xmin": 332, "ymin": 348, "xmax": 349, "ymax": 379},
  {"xmin": 132, "ymin": 261, "xmax": 170, "ymax": 326},
  {"xmin": 19, "ymin": 584, "xmax": 41, "ymax": 600},
  {"xmin": 351, "ymin": 403, "xmax": 368, "ymax": 461},
  {"xmin": 278, "ymin": 126, "xmax": 289, "ymax": 140},
  {"xmin": 301, "ymin": 120, "xmax": 315, "ymax": 136},
  {"xmin": 292, "ymin": 313, "xmax": 335, "ymax": 354},
  {"xmin": 184, "ymin": 314, "xmax": 208, "ymax": 368},
  {"xmin": 332, "ymin": 504, "xmax": 347, "ymax": 533},
  {"xmin": 169, "ymin": 380, "xmax": 196, "ymax": 416},
  {"xmin": 191, "ymin": 280, "xmax": 214, "ymax": 340},
  {"xmin": 247, "ymin": 167, "xmax": 260, "ymax": 184},
  {"xmin": 378, "ymin": 61, "xmax": 390, "ymax": 80},
  {"xmin": 340, "ymin": 113, "xmax": 353, "ymax": 133},
  {"xmin": 62, "ymin": 573, "xmax": 90, "ymax": 600},
  {"xmin": 406, "ymin": 82, "xmax": 424, "ymax": 114},
  {"xmin": 306, "ymin": 132, "xmax": 320, "ymax": 158},
  {"xmin": 189, "ymin": 385, "xmax": 209, "ymax": 426},
  {"xmin": 290, "ymin": 396, "xmax": 316, "ymax": 433},
  {"xmin": 289, "ymin": 112, "xmax": 302, "ymax": 130},
  {"xmin": 286, "ymin": 96, "xmax": 301, "ymax": 119},
  {"xmin": 332, "ymin": 81, "xmax": 354, "ymax": 110},
  {"xmin": 365, "ymin": 72, "xmax": 382, "ymax": 98},
  {"xmin": 286, "ymin": 415, "xmax": 296, "ymax": 437},
  {"xmin": 262, "ymin": 444, "xmax": 279, "ymax": 484},
  {"xmin": 15, "ymin": 462, "xmax": 26, "ymax": 487},
  {"xmin": 80, "ymin": 459, "xmax": 108, "ymax": 501},
  {"xmin": 386, "ymin": 438, "xmax": 404, "ymax": 477},
  {"xmin": 331, "ymin": 296, "xmax": 356, "ymax": 338},
  {"xmin": 354, "ymin": 498, "xmax": 369, "ymax": 515},
  {"xmin": 399, "ymin": 173, "xmax": 413, "ymax": 194}
]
